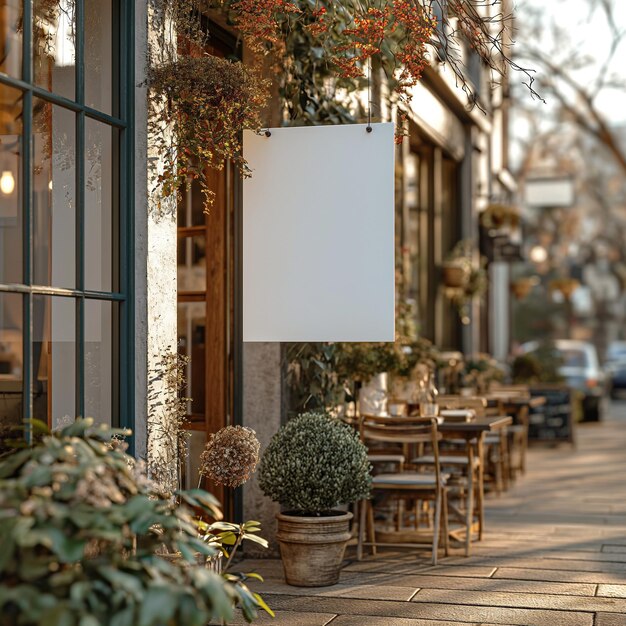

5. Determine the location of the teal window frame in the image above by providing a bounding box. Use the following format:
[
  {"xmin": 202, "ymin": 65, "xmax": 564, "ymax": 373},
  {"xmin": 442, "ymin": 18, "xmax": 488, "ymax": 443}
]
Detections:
[{"xmin": 0, "ymin": 0, "xmax": 135, "ymax": 450}]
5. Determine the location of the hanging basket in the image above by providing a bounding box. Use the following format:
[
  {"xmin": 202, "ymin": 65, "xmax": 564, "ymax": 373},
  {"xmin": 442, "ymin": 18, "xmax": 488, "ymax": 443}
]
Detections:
[
  {"xmin": 480, "ymin": 203, "xmax": 521, "ymax": 232},
  {"xmin": 510, "ymin": 277, "xmax": 536, "ymax": 300},
  {"xmin": 441, "ymin": 263, "xmax": 469, "ymax": 288},
  {"xmin": 549, "ymin": 278, "xmax": 580, "ymax": 300}
]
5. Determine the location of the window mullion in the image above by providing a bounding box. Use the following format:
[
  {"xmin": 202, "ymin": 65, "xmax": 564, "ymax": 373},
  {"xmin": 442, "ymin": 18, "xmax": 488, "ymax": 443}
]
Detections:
[
  {"xmin": 76, "ymin": 0, "xmax": 85, "ymax": 106},
  {"xmin": 75, "ymin": 0, "xmax": 85, "ymax": 419},
  {"xmin": 22, "ymin": 0, "xmax": 33, "ymax": 434},
  {"xmin": 76, "ymin": 297, "xmax": 84, "ymax": 419}
]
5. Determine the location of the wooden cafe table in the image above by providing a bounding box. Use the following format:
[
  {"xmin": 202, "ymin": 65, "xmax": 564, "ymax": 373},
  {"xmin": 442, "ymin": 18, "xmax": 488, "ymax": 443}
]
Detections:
[
  {"xmin": 437, "ymin": 415, "xmax": 513, "ymax": 555},
  {"xmin": 486, "ymin": 393, "xmax": 546, "ymax": 477}
]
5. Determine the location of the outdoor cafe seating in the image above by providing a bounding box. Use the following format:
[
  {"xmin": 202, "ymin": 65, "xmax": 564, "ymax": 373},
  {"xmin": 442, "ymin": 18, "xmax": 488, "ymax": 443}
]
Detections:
[
  {"xmin": 357, "ymin": 415, "xmax": 450, "ymax": 565},
  {"xmin": 353, "ymin": 389, "xmax": 522, "ymax": 562}
]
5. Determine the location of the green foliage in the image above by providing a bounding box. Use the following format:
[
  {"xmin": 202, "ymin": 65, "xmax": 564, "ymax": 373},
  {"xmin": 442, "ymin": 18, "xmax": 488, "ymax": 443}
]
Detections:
[
  {"xmin": 444, "ymin": 240, "xmax": 488, "ymax": 323},
  {"xmin": 463, "ymin": 353, "xmax": 504, "ymax": 391},
  {"xmin": 512, "ymin": 343, "xmax": 565, "ymax": 384},
  {"xmin": 284, "ymin": 343, "xmax": 345, "ymax": 416},
  {"xmin": 395, "ymin": 337, "xmax": 438, "ymax": 378},
  {"xmin": 276, "ymin": 2, "xmax": 364, "ymax": 126},
  {"xmin": 334, "ymin": 342, "xmax": 405, "ymax": 383},
  {"xmin": 284, "ymin": 339, "xmax": 438, "ymax": 413},
  {"xmin": 0, "ymin": 418, "xmax": 270, "ymax": 625},
  {"xmin": 258, "ymin": 413, "xmax": 371, "ymax": 514},
  {"xmin": 511, "ymin": 354, "xmax": 541, "ymax": 384},
  {"xmin": 198, "ymin": 519, "xmax": 269, "ymax": 573}
]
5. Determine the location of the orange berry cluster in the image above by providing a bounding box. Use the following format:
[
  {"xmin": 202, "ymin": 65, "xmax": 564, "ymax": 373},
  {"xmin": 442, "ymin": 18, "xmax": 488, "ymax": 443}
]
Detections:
[{"xmin": 232, "ymin": 0, "xmax": 301, "ymax": 54}]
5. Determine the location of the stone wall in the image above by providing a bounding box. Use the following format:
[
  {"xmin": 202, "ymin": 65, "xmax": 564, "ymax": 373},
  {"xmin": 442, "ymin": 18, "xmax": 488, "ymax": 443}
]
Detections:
[{"xmin": 242, "ymin": 342, "xmax": 282, "ymax": 557}]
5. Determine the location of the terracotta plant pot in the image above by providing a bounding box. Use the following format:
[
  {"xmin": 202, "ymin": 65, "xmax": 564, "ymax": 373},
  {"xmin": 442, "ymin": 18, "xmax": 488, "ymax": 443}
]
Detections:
[
  {"xmin": 441, "ymin": 264, "xmax": 468, "ymax": 288},
  {"xmin": 549, "ymin": 278, "xmax": 580, "ymax": 300},
  {"xmin": 276, "ymin": 511, "xmax": 353, "ymax": 587},
  {"xmin": 510, "ymin": 278, "xmax": 534, "ymax": 300}
]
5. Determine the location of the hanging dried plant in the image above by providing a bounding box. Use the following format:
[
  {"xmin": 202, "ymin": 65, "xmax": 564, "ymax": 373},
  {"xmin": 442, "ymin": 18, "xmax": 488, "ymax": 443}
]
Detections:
[
  {"xmin": 148, "ymin": 54, "xmax": 268, "ymax": 211},
  {"xmin": 146, "ymin": 352, "xmax": 191, "ymax": 492},
  {"xmin": 199, "ymin": 425, "xmax": 261, "ymax": 488}
]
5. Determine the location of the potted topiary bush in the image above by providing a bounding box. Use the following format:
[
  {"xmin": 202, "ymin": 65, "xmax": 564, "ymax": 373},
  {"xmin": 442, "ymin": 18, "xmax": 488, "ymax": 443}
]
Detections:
[{"xmin": 258, "ymin": 413, "xmax": 371, "ymax": 587}]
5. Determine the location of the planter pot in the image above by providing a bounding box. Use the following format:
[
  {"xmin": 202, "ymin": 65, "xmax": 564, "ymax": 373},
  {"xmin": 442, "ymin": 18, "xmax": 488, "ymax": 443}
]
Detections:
[
  {"xmin": 276, "ymin": 511, "xmax": 353, "ymax": 587},
  {"xmin": 442, "ymin": 264, "xmax": 469, "ymax": 288},
  {"xmin": 511, "ymin": 278, "xmax": 534, "ymax": 300},
  {"xmin": 358, "ymin": 372, "xmax": 388, "ymax": 416},
  {"xmin": 549, "ymin": 278, "xmax": 580, "ymax": 300}
]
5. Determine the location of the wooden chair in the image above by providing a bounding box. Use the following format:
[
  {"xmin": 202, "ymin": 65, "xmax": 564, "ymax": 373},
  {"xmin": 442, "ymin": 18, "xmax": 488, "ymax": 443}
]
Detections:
[
  {"xmin": 412, "ymin": 397, "xmax": 484, "ymax": 556},
  {"xmin": 437, "ymin": 395, "xmax": 487, "ymax": 416},
  {"xmin": 490, "ymin": 385, "xmax": 531, "ymax": 478},
  {"xmin": 358, "ymin": 415, "xmax": 449, "ymax": 565}
]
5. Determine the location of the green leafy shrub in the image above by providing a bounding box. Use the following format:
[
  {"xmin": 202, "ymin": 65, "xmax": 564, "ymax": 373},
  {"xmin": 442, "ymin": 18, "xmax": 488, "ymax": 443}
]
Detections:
[
  {"xmin": 334, "ymin": 342, "xmax": 405, "ymax": 383},
  {"xmin": 0, "ymin": 418, "xmax": 270, "ymax": 625},
  {"xmin": 512, "ymin": 343, "xmax": 565, "ymax": 384},
  {"xmin": 464, "ymin": 353, "xmax": 505, "ymax": 392},
  {"xmin": 258, "ymin": 413, "xmax": 371, "ymax": 515},
  {"xmin": 284, "ymin": 343, "xmax": 346, "ymax": 416}
]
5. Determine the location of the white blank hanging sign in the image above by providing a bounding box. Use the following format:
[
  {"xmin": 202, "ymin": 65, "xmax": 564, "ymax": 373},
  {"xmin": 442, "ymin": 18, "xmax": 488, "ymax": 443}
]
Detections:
[{"xmin": 243, "ymin": 123, "xmax": 395, "ymax": 342}]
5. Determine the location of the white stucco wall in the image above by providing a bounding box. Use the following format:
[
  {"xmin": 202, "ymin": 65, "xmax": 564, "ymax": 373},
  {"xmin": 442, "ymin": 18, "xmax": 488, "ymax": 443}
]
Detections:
[
  {"xmin": 242, "ymin": 342, "xmax": 282, "ymax": 555},
  {"xmin": 134, "ymin": 2, "xmax": 178, "ymax": 493}
]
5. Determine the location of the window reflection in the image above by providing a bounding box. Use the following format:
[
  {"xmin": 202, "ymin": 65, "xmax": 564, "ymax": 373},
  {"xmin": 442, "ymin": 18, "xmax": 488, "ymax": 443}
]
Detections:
[
  {"xmin": 183, "ymin": 430, "xmax": 205, "ymax": 489},
  {"xmin": 177, "ymin": 301, "xmax": 205, "ymax": 418},
  {"xmin": 0, "ymin": 1, "xmax": 22, "ymax": 79},
  {"xmin": 33, "ymin": 98, "xmax": 76, "ymax": 288},
  {"xmin": 34, "ymin": 0, "xmax": 76, "ymax": 101},
  {"xmin": 85, "ymin": 299, "xmax": 114, "ymax": 426},
  {"xmin": 85, "ymin": 0, "xmax": 114, "ymax": 114},
  {"xmin": 85, "ymin": 119, "xmax": 114, "ymax": 292},
  {"xmin": 0, "ymin": 292, "xmax": 22, "ymax": 439},
  {"xmin": 177, "ymin": 235, "xmax": 206, "ymax": 291},
  {"xmin": 0, "ymin": 84, "xmax": 22, "ymax": 285},
  {"xmin": 177, "ymin": 177, "xmax": 207, "ymax": 228},
  {"xmin": 33, "ymin": 295, "xmax": 76, "ymax": 430}
]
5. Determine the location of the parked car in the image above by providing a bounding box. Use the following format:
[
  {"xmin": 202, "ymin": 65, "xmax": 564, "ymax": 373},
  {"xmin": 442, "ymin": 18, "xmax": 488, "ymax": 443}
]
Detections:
[
  {"xmin": 606, "ymin": 341, "xmax": 626, "ymax": 364},
  {"xmin": 604, "ymin": 342, "xmax": 626, "ymax": 398},
  {"xmin": 607, "ymin": 359, "xmax": 626, "ymax": 398},
  {"xmin": 521, "ymin": 340, "xmax": 606, "ymax": 422}
]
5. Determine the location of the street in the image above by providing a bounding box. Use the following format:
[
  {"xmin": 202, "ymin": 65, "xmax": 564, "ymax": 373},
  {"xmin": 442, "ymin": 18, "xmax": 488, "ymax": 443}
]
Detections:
[{"xmin": 236, "ymin": 401, "xmax": 626, "ymax": 626}]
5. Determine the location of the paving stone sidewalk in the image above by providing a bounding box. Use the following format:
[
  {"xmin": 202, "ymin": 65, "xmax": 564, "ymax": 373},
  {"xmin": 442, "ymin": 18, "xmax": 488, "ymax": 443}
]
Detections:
[{"xmin": 235, "ymin": 402, "xmax": 626, "ymax": 626}]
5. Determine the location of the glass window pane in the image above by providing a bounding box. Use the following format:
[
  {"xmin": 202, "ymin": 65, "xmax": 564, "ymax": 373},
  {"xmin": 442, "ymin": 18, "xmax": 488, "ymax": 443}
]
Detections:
[
  {"xmin": 0, "ymin": 292, "xmax": 23, "ymax": 441},
  {"xmin": 183, "ymin": 430, "xmax": 205, "ymax": 489},
  {"xmin": 177, "ymin": 301, "xmax": 205, "ymax": 417},
  {"xmin": 0, "ymin": 1, "xmax": 23, "ymax": 78},
  {"xmin": 34, "ymin": 0, "xmax": 76, "ymax": 101},
  {"xmin": 33, "ymin": 98, "xmax": 76, "ymax": 288},
  {"xmin": 177, "ymin": 235, "xmax": 206, "ymax": 291},
  {"xmin": 33, "ymin": 295, "xmax": 76, "ymax": 430},
  {"xmin": 85, "ymin": 119, "xmax": 114, "ymax": 291},
  {"xmin": 0, "ymin": 84, "xmax": 22, "ymax": 284},
  {"xmin": 85, "ymin": 299, "xmax": 114, "ymax": 426},
  {"xmin": 85, "ymin": 0, "xmax": 114, "ymax": 115},
  {"xmin": 178, "ymin": 178, "xmax": 207, "ymax": 228}
]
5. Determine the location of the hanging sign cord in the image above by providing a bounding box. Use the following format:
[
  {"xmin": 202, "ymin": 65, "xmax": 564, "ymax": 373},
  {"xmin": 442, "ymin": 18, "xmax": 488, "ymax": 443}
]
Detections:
[{"xmin": 366, "ymin": 56, "xmax": 373, "ymax": 133}]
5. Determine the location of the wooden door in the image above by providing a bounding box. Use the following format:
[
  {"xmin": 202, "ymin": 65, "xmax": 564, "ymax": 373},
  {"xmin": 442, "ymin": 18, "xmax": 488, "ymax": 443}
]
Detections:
[{"xmin": 176, "ymin": 30, "xmax": 241, "ymax": 518}]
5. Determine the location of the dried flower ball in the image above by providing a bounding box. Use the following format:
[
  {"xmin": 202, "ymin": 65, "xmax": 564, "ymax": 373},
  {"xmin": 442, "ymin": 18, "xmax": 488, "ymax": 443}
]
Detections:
[{"xmin": 199, "ymin": 426, "xmax": 260, "ymax": 488}]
